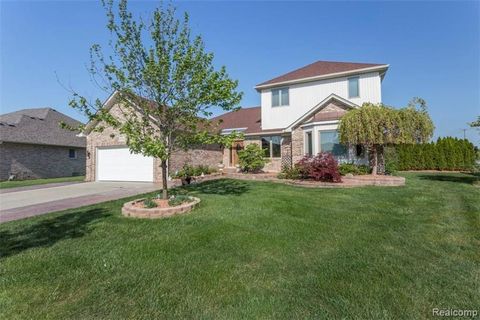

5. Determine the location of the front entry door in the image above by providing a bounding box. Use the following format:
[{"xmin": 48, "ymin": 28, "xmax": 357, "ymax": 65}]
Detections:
[{"xmin": 230, "ymin": 141, "xmax": 244, "ymax": 167}]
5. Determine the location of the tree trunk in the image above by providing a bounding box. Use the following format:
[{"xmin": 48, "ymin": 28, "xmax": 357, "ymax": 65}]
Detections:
[
  {"xmin": 371, "ymin": 145, "xmax": 378, "ymax": 176},
  {"xmin": 161, "ymin": 159, "xmax": 168, "ymax": 199}
]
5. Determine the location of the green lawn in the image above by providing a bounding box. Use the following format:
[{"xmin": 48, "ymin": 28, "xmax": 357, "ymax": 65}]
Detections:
[
  {"xmin": 0, "ymin": 173, "xmax": 478, "ymax": 319},
  {"xmin": 0, "ymin": 176, "xmax": 85, "ymax": 189}
]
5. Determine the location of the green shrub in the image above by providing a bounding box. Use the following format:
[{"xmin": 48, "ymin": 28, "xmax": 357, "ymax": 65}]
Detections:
[
  {"xmin": 172, "ymin": 164, "xmax": 217, "ymax": 179},
  {"xmin": 357, "ymin": 164, "xmax": 371, "ymax": 175},
  {"xmin": 143, "ymin": 198, "xmax": 157, "ymax": 208},
  {"xmin": 339, "ymin": 163, "xmax": 357, "ymax": 175},
  {"xmin": 338, "ymin": 163, "xmax": 370, "ymax": 176},
  {"xmin": 168, "ymin": 194, "xmax": 193, "ymax": 207},
  {"xmin": 238, "ymin": 144, "xmax": 267, "ymax": 172},
  {"xmin": 278, "ymin": 166, "xmax": 301, "ymax": 179},
  {"xmin": 385, "ymin": 137, "xmax": 476, "ymax": 171},
  {"xmin": 384, "ymin": 146, "xmax": 398, "ymax": 175}
]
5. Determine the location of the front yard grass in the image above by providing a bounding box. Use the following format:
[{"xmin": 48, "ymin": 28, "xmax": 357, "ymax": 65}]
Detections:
[
  {"xmin": 0, "ymin": 172, "xmax": 478, "ymax": 319},
  {"xmin": 0, "ymin": 176, "xmax": 85, "ymax": 189}
]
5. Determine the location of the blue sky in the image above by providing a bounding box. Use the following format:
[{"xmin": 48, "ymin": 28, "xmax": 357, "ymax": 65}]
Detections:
[{"xmin": 1, "ymin": 1, "xmax": 479, "ymax": 145}]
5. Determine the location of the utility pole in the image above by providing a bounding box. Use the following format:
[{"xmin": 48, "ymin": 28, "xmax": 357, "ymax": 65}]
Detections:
[{"xmin": 462, "ymin": 128, "xmax": 467, "ymax": 139}]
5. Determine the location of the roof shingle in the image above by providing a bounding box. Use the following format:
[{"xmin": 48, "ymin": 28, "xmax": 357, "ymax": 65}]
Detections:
[
  {"xmin": 256, "ymin": 60, "xmax": 387, "ymax": 87},
  {"xmin": 0, "ymin": 108, "xmax": 86, "ymax": 148},
  {"xmin": 210, "ymin": 107, "xmax": 283, "ymax": 135}
]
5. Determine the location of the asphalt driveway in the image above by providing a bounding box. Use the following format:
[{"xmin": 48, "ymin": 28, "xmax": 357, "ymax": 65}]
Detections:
[{"xmin": 0, "ymin": 182, "xmax": 161, "ymax": 223}]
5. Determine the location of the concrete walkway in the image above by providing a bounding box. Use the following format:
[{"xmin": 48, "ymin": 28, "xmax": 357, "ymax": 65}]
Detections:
[{"xmin": 0, "ymin": 182, "xmax": 161, "ymax": 223}]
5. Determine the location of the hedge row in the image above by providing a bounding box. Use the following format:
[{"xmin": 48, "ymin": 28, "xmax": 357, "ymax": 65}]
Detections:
[{"xmin": 385, "ymin": 137, "xmax": 477, "ymax": 171}]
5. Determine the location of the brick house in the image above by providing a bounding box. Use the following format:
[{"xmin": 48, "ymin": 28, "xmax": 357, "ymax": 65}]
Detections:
[
  {"xmin": 84, "ymin": 60, "xmax": 389, "ymax": 182},
  {"xmin": 83, "ymin": 94, "xmax": 223, "ymax": 182},
  {"xmin": 0, "ymin": 108, "xmax": 86, "ymax": 180},
  {"xmin": 216, "ymin": 60, "xmax": 389, "ymax": 172}
]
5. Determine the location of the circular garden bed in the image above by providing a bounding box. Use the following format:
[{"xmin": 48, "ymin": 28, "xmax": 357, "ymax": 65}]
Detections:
[{"xmin": 122, "ymin": 196, "xmax": 201, "ymax": 219}]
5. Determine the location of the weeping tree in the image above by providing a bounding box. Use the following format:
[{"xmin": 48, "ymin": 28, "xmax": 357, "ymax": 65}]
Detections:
[
  {"xmin": 338, "ymin": 100, "xmax": 434, "ymax": 175},
  {"xmin": 68, "ymin": 0, "xmax": 243, "ymax": 199}
]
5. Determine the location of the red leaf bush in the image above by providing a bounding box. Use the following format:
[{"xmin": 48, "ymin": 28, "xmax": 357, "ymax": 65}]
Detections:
[{"xmin": 295, "ymin": 153, "xmax": 342, "ymax": 183}]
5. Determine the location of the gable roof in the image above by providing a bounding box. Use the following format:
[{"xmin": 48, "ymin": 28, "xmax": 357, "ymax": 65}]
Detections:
[
  {"xmin": 211, "ymin": 107, "xmax": 258, "ymax": 134},
  {"xmin": 284, "ymin": 94, "xmax": 358, "ymax": 132},
  {"xmin": 256, "ymin": 60, "xmax": 389, "ymax": 89},
  {"xmin": 0, "ymin": 108, "xmax": 86, "ymax": 148}
]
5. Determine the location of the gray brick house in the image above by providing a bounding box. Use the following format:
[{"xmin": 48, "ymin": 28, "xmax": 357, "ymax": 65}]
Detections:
[{"xmin": 0, "ymin": 108, "xmax": 86, "ymax": 180}]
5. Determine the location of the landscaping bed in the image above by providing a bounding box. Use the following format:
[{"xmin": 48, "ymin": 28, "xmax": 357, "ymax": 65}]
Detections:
[
  {"xmin": 122, "ymin": 196, "xmax": 200, "ymax": 219},
  {"xmin": 223, "ymin": 172, "xmax": 405, "ymax": 187}
]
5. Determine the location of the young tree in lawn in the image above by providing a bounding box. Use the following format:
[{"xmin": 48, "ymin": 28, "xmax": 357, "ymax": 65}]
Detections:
[
  {"xmin": 338, "ymin": 101, "xmax": 434, "ymax": 175},
  {"xmin": 68, "ymin": 0, "xmax": 242, "ymax": 199}
]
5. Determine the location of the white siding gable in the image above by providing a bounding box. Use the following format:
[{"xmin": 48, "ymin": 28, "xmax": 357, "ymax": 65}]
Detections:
[{"xmin": 260, "ymin": 72, "xmax": 382, "ymax": 130}]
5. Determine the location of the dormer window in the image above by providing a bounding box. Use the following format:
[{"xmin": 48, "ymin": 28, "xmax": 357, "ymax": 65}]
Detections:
[
  {"xmin": 272, "ymin": 87, "xmax": 289, "ymax": 107},
  {"xmin": 348, "ymin": 77, "xmax": 359, "ymax": 98}
]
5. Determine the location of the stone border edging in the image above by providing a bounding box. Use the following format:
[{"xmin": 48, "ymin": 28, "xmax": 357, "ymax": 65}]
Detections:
[
  {"xmin": 122, "ymin": 197, "xmax": 201, "ymax": 219},
  {"xmin": 165, "ymin": 171, "xmax": 405, "ymax": 192},
  {"xmin": 220, "ymin": 172, "xmax": 405, "ymax": 187}
]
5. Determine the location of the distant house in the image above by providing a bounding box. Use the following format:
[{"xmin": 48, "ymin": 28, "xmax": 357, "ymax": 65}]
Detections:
[{"xmin": 0, "ymin": 108, "xmax": 86, "ymax": 180}]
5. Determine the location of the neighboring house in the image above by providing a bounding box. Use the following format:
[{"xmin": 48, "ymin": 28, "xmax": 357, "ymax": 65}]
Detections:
[
  {"xmin": 84, "ymin": 60, "xmax": 388, "ymax": 182},
  {"xmin": 0, "ymin": 108, "xmax": 86, "ymax": 180}
]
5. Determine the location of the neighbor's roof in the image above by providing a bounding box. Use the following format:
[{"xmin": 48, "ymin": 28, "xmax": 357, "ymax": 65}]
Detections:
[
  {"xmin": 0, "ymin": 108, "xmax": 86, "ymax": 148},
  {"xmin": 210, "ymin": 107, "xmax": 282, "ymax": 135},
  {"xmin": 256, "ymin": 60, "xmax": 389, "ymax": 89}
]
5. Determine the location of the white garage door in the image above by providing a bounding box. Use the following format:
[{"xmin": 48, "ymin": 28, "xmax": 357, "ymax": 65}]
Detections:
[{"xmin": 97, "ymin": 147, "xmax": 154, "ymax": 182}]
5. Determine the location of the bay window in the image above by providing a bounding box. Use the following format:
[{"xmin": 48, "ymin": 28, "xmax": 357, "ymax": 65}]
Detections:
[
  {"xmin": 305, "ymin": 131, "xmax": 313, "ymax": 156},
  {"xmin": 319, "ymin": 130, "xmax": 348, "ymax": 158}
]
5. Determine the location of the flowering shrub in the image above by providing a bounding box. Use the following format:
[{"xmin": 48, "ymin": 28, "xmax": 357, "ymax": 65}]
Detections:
[{"xmin": 295, "ymin": 153, "xmax": 342, "ymax": 182}]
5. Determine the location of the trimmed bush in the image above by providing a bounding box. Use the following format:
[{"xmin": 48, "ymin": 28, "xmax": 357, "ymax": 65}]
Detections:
[
  {"xmin": 238, "ymin": 144, "xmax": 267, "ymax": 172},
  {"xmin": 338, "ymin": 163, "xmax": 370, "ymax": 176},
  {"xmin": 385, "ymin": 137, "xmax": 477, "ymax": 171},
  {"xmin": 295, "ymin": 153, "xmax": 342, "ymax": 182}
]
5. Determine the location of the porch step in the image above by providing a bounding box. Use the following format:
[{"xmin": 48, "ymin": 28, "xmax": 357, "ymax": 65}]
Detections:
[{"xmin": 222, "ymin": 167, "xmax": 238, "ymax": 174}]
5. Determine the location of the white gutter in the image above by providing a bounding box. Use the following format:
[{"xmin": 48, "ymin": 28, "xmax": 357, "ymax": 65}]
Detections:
[{"xmin": 300, "ymin": 120, "xmax": 339, "ymax": 128}]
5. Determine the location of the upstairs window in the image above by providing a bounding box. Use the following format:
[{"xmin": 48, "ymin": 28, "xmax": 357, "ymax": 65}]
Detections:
[
  {"xmin": 261, "ymin": 136, "xmax": 282, "ymax": 158},
  {"xmin": 69, "ymin": 149, "xmax": 77, "ymax": 159},
  {"xmin": 348, "ymin": 77, "xmax": 359, "ymax": 98},
  {"xmin": 272, "ymin": 87, "xmax": 289, "ymax": 107}
]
